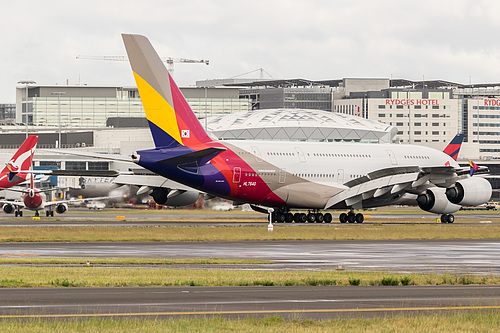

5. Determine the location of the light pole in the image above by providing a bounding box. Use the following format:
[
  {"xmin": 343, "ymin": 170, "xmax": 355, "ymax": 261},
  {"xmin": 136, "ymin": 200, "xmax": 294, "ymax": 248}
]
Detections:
[
  {"xmin": 51, "ymin": 92, "xmax": 65, "ymax": 148},
  {"xmin": 17, "ymin": 80, "xmax": 36, "ymax": 138}
]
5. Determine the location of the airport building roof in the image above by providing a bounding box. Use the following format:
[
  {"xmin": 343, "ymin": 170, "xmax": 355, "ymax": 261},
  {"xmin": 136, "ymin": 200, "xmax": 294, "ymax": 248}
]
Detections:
[{"xmin": 207, "ymin": 108, "xmax": 396, "ymax": 143}]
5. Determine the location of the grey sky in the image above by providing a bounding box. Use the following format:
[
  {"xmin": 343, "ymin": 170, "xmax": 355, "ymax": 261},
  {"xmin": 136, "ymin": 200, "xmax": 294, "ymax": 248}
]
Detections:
[{"xmin": 2, "ymin": 0, "xmax": 500, "ymax": 102}]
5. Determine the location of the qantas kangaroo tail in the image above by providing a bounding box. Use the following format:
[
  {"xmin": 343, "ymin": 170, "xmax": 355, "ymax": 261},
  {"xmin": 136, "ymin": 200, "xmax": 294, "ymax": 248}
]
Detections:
[
  {"xmin": 122, "ymin": 34, "xmax": 212, "ymax": 149},
  {"xmin": 443, "ymin": 133, "xmax": 464, "ymax": 161},
  {"xmin": 2, "ymin": 135, "xmax": 39, "ymax": 179}
]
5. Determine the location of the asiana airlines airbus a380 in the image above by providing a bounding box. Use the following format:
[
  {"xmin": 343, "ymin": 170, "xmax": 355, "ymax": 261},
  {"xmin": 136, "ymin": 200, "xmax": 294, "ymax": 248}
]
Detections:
[{"xmin": 76, "ymin": 34, "xmax": 495, "ymax": 224}]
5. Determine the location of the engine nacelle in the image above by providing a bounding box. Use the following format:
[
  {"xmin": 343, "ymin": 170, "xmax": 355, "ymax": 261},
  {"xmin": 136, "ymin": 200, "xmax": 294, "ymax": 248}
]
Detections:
[
  {"xmin": 150, "ymin": 188, "xmax": 199, "ymax": 207},
  {"xmin": 446, "ymin": 177, "xmax": 492, "ymax": 206},
  {"xmin": 417, "ymin": 187, "xmax": 461, "ymax": 214},
  {"xmin": 55, "ymin": 203, "xmax": 68, "ymax": 214},
  {"xmin": 2, "ymin": 203, "xmax": 14, "ymax": 214}
]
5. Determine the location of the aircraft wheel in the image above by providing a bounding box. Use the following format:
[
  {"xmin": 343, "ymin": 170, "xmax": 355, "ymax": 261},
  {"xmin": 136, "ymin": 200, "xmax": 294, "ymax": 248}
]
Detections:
[
  {"xmin": 293, "ymin": 213, "xmax": 301, "ymax": 223},
  {"xmin": 355, "ymin": 213, "xmax": 364, "ymax": 223},
  {"xmin": 14, "ymin": 211, "xmax": 18, "ymax": 217},
  {"xmin": 447, "ymin": 214, "xmax": 454, "ymax": 223},
  {"xmin": 19, "ymin": 211, "xmax": 23, "ymax": 217},
  {"xmin": 299, "ymin": 213, "xmax": 307, "ymax": 223},
  {"xmin": 324, "ymin": 213, "xmax": 333, "ymax": 223},
  {"xmin": 339, "ymin": 213, "xmax": 348, "ymax": 223},
  {"xmin": 316, "ymin": 213, "xmax": 324, "ymax": 223},
  {"xmin": 285, "ymin": 213, "xmax": 294, "ymax": 223},
  {"xmin": 307, "ymin": 213, "xmax": 316, "ymax": 223},
  {"xmin": 45, "ymin": 211, "xmax": 50, "ymax": 217},
  {"xmin": 51, "ymin": 211, "xmax": 54, "ymax": 217},
  {"xmin": 276, "ymin": 213, "xmax": 286, "ymax": 223},
  {"xmin": 347, "ymin": 212, "xmax": 356, "ymax": 223},
  {"xmin": 440, "ymin": 214, "xmax": 448, "ymax": 223}
]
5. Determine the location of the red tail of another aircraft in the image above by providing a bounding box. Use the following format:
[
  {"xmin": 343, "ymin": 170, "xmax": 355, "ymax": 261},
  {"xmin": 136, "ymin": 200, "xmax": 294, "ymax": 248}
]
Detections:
[
  {"xmin": 443, "ymin": 133, "xmax": 464, "ymax": 161},
  {"xmin": 0, "ymin": 135, "xmax": 38, "ymax": 187}
]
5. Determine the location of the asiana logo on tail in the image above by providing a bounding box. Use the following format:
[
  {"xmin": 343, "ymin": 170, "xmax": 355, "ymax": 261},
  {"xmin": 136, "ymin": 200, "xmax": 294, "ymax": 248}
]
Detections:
[{"xmin": 181, "ymin": 130, "xmax": 190, "ymax": 138}]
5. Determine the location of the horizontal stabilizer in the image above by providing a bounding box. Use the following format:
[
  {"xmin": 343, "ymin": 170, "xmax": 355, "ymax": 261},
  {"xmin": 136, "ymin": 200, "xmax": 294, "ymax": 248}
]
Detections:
[
  {"xmin": 157, "ymin": 147, "xmax": 226, "ymax": 166},
  {"xmin": 47, "ymin": 149, "xmax": 133, "ymax": 162}
]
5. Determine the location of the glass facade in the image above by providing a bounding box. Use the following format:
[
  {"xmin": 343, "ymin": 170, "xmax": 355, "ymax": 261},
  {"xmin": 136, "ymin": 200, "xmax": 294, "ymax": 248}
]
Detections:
[
  {"xmin": 33, "ymin": 97, "xmax": 145, "ymax": 127},
  {"xmin": 31, "ymin": 96, "xmax": 251, "ymax": 127}
]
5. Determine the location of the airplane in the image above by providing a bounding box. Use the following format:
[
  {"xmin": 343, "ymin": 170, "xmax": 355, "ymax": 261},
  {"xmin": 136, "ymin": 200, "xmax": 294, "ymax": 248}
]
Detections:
[
  {"xmin": 55, "ymin": 34, "xmax": 494, "ymax": 224},
  {"xmin": 0, "ymin": 171, "xmax": 115, "ymax": 217},
  {"xmin": 119, "ymin": 34, "xmax": 493, "ymax": 223},
  {"xmin": 0, "ymin": 135, "xmax": 38, "ymax": 190}
]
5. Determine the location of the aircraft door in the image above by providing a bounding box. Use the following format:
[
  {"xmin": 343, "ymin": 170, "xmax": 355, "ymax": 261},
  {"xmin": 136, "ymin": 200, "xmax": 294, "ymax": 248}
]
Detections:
[
  {"xmin": 251, "ymin": 146, "xmax": 263, "ymax": 162},
  {"xmin": 294, "ymin": 147, "xmax": 306, "ymax": 163},
  {"xmin": 279, "ymin": 168, "xmax": 286, "ymax": 184},
  {"xmin": 337, "ymin": 169, "xmax": 344, "ymax": 184},
  {"xmin": 232, "ymin": 167, "xmax": 241, "ymax": 183},
  {"xmin": 386, "ymin": 150, "xmax": 397, "ymax": 165}
]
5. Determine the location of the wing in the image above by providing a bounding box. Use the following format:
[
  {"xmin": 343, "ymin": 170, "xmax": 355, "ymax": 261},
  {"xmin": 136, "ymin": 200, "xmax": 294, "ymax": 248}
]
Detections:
[
  {"xmin": 43, "ymin": 196, "xmax": 120, "ymax": 208},
  {"xmin": 323, "ymin": 165, "xmax": 477, "ymax": 210},
  {"xmin": 0, "ymin": 200, "xmax": 25, "ymax": 209},
  {"xmin": 112, "ymin": 174, "xmax": 195, "ymax": 190}
]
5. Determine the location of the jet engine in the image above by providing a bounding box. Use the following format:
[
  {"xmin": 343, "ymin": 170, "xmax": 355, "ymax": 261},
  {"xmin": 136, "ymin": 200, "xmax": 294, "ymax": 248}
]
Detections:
[
  {"xmin": 2, "ymin": 203, "xmax": 14, "ymax": 214},
  {"xmin": 55, "ymin": 203, "xmax": 68, "ymax": 214},
  {"xmin": 417, "ymin": 187, "xmax": 461, "ymax": 214},
  {"xmin": 446, "ymin": 177, "xmax": 492, "ymax": 206},
  {"xmin": 150, "ymin": 188, "xmax": 199, "ymax": 207}
]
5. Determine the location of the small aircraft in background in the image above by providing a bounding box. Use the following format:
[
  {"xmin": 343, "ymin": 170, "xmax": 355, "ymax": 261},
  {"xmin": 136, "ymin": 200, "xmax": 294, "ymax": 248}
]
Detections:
[{"xmin": 1, "ymin": 173, "xmax": 114, "ymax": 217}]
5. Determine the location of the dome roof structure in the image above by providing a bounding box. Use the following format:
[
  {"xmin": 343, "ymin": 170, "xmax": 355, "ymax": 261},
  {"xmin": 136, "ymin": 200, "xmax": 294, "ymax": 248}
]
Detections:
[{"xmin": 206, "ymin": 109, "xmax": 396, "ymax": 143}]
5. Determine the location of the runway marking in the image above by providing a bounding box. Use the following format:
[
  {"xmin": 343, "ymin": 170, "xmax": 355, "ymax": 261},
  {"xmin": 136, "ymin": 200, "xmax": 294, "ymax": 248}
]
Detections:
[{"xmin": 0, "ymin": 305, "xmax": 499, "ymax": 319}]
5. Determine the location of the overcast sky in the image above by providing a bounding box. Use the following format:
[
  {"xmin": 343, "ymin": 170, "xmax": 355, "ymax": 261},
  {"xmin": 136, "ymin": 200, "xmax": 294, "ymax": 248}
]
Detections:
[{"xmin": 2, "ymin": 0, "xmax": 500, "ymax": 102}]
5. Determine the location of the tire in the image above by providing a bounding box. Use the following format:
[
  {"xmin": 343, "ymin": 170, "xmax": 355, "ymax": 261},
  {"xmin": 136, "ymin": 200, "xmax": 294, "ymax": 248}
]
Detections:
[
  {"xmin": 447, "ymin": 214, "xmax": 454, "ymax": 223},
  {"xmin": 315, "ymin": 213, "xmax": 324, "ymax": 223},
  {"xmin": 324, "ymin": 213, "xmax": 333, "ymax": 223},
  {"xmin": 339, "ymin": 213, "xmax": 348, "ymax": 223},
  {"xmin": 299, "ymin": 213, "xmax": 307, "ymax": 223},
  {"xmin": 285, "ymin": 213, "xmax": 294, "ymax": 223},
  {"xmin": 440, "ymin": 214, "xmax": 448, "ymax": 223},
  {"xmin": 355, "ymin": 213, "xmax": 364, "ymax": 223},
  {"xmin": 347, "ymin": 212, "xmax": 355, "ymax": 223},
  {"xmin": 307, "ymin": 213, "xmax": 316, "ymax": 223},
  {"xmin": 277, "ymin": 213, "xmax": 286, "ymax": 223},
  {"xmin": 293, "ymin": 213, "xmax": 301, "ymax": 223}
]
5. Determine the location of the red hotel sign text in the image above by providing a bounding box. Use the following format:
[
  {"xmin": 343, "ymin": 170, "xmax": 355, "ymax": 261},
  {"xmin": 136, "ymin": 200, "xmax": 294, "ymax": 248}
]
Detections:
[
  {"xmin": 484, "ymin": 99, "xmax": 500, "ymax": 106},
  {"xmin": 385, "ymin": 99, "xmax": 439, "ymax": 106}
]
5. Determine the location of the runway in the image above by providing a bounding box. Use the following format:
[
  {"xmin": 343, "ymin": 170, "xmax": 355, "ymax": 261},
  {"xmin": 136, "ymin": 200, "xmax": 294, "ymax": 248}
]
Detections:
[
  {"xmin": 0, "ymin": 285, "xmax": 498, "ymax": 319},
  {"xmin": 1, "ymin": 239, "xmax": 499, "ymax": 275}
]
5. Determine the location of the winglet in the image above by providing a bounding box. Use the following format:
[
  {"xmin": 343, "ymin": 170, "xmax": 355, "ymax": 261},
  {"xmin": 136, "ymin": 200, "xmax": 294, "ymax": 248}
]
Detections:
[
  {"xmin": 122, "ymin": 34, "xmax": 211, "ymax": 148},
  {"xmin": 469, "ymin": 160, "xmax": 480, "ymax": 177},
  {"xmin": 443, "ymin": 133, "xmax": 464, "ymax": 161}
]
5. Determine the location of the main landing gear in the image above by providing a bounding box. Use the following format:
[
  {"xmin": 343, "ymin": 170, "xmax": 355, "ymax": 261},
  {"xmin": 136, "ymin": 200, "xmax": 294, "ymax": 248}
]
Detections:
[
  {"xmin": 440, "ymin": 214, "xmax": 455, "ymax": 223},
  {"xmin": 271, "ymin": 209, "xmax": 333, "ymax": 223},
  {"xmin": 338, "ymin": 210, "xmax": 364, "ymax": 223}
]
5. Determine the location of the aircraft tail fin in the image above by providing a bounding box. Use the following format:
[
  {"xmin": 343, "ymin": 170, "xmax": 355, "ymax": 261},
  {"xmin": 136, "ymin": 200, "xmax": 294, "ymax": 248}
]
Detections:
[
  {"xmin": 2, "ymin": 135, "xmax": 38, "ymax": 180},
  {"xmin": 122, "ymin": 34, "xmax": 211, "ymax": 148},
  {"xmin": 443, "ymin": 133, "xmax": 464, "ymax": 161}
]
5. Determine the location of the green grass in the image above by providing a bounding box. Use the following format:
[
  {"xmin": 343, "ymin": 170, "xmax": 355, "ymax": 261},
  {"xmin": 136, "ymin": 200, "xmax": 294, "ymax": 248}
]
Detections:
[
  {"xmin": 0, "ymin": 257, "xmax": 272, "ymax": 266},
  {"xmin": 0, "ymin": 311, "xmax": 499, "ymax": 332},
  {"xmin": 0, "ymin": 224, "xmax": 499, "ymax": 242},
  {"xmin": 0, "ymin": 266, "xmax": 497, "ymax": 287}
]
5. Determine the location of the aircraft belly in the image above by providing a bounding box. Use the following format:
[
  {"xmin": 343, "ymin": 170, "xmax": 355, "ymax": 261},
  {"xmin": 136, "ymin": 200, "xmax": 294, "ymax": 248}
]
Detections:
[{"xmin": 275, "ymin": 182, "xmax": 343, "ymax": 209}]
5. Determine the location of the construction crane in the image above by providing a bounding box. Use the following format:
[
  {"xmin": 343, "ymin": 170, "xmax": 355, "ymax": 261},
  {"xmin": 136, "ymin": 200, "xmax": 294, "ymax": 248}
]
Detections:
[{"xmin": 76, "ymin": 55, "xmax": 209, "ymax": 74}]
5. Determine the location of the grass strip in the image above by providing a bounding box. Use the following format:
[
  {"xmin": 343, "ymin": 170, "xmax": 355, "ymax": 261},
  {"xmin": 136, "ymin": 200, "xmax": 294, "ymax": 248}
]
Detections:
[
  {"xmin": 0, "ymin": 224, "xmax": 499, "ymax": 242},
  {"xmin": 0, "ymin": 311, "xmax": 499, "ymax": 332},
  {"xmin": 0, "ymin": 257, "xmax": 272, "ymax": 266},
  {"xmin": 0, "ymin": 266, "xmax": 498, "ymax": 287}
]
